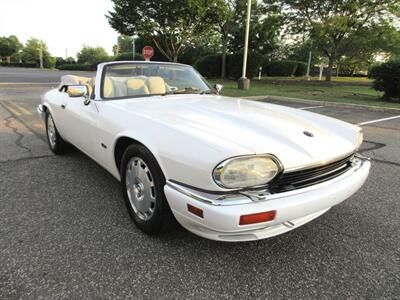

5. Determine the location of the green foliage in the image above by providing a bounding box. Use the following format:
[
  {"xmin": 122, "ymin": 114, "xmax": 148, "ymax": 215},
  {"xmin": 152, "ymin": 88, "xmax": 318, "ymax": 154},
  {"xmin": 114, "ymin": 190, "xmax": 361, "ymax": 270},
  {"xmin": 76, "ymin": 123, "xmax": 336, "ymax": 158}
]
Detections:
[
  {"xmin": 264, "ymin": 0, "xmax": 400, "ymax": 81},
  {"xmin": 107, "ymin": 0, "xmax": 227, "ymax": 62},
  {"xmin": 57, "ymin": 64, "xmax": 97, "ymax": 71},
  {"xmin": 228, "ymin": 1, "xmax": 282, "ymax": 57},
  {"xmin": 0, "ymin": 35, "xmax": 22, "ymax": 58},
  {"xmin": 20, "ymin": 38, "xmax": 55, "ymax": 68},
  {"xmin": 113, "ymin": 35, "xmax": 134, "ymax": 55},
  {"xmin": 195, "ymin": 55, "xmax": 222, "ymax": 78},
  {"xmin": 55, "ymin": 56, "xmax": 76, "ymax": 68},
  {"xmin": 369, "ymin": 61, "xmax": 400, "ymax": 100},
  {"xmin": 264, "ymin": 60, "xmax": 307, "ymax": 77},
  {"xmin": 227, "ymin": 51, "xmax": 266, "ymax": 79},
  {"xmin": 0, "ymin": 61, "xmax": 36, "ymax": 68},
  {"xmin": 77, "ymin": 45, "xmax": 109, "ymax": 65},
  {"xmin": 114, "ymin": 52, "xmax": 144, "ymax": 61}
]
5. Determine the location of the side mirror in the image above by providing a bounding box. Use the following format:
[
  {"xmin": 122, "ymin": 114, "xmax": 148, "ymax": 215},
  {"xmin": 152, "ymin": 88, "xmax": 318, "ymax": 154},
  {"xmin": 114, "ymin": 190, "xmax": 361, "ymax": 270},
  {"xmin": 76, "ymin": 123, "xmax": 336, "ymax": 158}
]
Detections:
[
  {"xmin": 66, "ymin": 85, "xmax": 90, "ymax": 105},
  {"xmin": 214, "ymin": 83, "xmax": 223, "ymax": 95}
]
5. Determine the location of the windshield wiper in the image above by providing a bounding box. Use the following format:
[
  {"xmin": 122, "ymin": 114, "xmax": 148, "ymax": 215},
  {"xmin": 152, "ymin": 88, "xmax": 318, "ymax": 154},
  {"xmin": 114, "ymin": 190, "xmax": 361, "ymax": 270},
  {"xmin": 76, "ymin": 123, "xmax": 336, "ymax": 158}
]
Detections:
[
  {"xmin": 200, "ymin": 89, "xmax": 213, "ymax": 95},
  {"xmin": 162, "ymin": 87, "xmax": 204, "ymax": 96}
]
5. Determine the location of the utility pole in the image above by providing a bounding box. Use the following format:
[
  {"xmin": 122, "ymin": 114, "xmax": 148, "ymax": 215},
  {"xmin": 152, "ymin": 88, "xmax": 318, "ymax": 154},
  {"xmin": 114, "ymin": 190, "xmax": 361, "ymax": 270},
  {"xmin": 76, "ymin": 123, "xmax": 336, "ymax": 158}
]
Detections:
[
  {"xmin": 39, "ymin": 41, "xmax": 43, "ymax": 69},
  {"xmin": 306, "ymin": 41, "xmax": 313, "ymax": 80},
  {"xmin": 238, "ymin": 0, "xmax": 252, "ymax": 90},
  {"xmin": 132, "ymin": 34, "xmax": 136, "ymax": 60},
  {"xmin": 65, "ymin": 48, "xmax": 68, "ymax": 60}
]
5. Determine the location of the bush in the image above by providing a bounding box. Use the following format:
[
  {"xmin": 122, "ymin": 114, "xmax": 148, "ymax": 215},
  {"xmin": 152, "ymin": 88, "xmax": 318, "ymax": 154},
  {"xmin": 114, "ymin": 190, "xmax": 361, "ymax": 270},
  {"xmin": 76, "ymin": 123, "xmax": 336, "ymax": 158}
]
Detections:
[
  {"xmin": 0, "ymin": 62, "xmax": 37, "ymax": 68},
  {"xmin": 195, "ymin": 54, "xmax": 222, "ymax": 78},
  {"xmin": 369, "ymin": 61, "xmax": 400, "ymax": 100},
  {"xmin": 264, "ymin": 60, "xmax": 307, "ymax": 77},
  {"xmin": 294, "ymin": 62, "xmax": 307, "ymax": 76},
  {"xmin": 227, "ymin": 51, "xmax": 266, "ymax": 79},
  {"xmin": 114, "ymin": 52, "xmax": 144, "ymax": 61},
  {"xmin": 57, "ymin": 64, "xmax": 96, "ymax": 71}
]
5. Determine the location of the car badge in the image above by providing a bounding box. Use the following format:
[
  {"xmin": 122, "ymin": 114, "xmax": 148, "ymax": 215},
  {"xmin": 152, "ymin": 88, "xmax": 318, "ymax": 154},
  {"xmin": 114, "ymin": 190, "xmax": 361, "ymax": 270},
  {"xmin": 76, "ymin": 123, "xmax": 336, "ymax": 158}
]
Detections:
[{"xmin": 303, "ymin": 131, "xmax": 314, "ymax": 137}]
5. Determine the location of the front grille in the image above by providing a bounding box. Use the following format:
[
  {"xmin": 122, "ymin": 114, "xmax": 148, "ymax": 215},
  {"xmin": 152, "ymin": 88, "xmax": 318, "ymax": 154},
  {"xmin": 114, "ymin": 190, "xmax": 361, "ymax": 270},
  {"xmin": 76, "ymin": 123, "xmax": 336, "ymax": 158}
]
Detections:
[{"xmin": 269, "ymin": 154, "xmax": 354, "ymax": 193}]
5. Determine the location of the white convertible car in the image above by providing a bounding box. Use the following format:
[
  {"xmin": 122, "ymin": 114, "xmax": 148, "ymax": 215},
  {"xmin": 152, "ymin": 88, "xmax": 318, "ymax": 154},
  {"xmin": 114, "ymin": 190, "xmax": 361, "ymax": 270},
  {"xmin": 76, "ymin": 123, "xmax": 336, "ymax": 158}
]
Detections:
[{"xmin": 38, "ymin": 61, "xmax": 370, "ymax": 242}]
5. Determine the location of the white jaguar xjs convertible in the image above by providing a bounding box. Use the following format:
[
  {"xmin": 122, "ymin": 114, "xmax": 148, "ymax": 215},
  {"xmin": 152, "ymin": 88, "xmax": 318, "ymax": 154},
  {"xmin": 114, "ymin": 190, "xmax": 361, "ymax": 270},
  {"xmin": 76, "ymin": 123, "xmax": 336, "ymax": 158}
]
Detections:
[{"xmin": 38, "ymin": 61, "xmax": 370, "ymax": 242}]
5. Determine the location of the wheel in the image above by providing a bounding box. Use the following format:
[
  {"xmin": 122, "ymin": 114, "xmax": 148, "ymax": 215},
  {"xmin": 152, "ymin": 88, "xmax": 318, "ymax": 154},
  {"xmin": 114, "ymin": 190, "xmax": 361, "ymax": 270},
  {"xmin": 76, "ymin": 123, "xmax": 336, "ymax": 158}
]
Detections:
[
  {"xmin": 120, "ymin": 144, "xmax": 175, "ymax": 235},
  {"xmin": 45, "ymin": 111, "xmax": 71, "ymax": 154}
]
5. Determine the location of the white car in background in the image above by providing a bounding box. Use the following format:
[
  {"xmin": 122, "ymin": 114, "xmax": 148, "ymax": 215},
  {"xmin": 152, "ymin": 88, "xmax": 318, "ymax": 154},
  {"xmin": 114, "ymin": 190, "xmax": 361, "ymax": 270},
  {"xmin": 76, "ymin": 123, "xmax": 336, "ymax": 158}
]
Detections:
[{"xmin": 37, "ymin": 61, "xmax": 370, "ymax": 242}]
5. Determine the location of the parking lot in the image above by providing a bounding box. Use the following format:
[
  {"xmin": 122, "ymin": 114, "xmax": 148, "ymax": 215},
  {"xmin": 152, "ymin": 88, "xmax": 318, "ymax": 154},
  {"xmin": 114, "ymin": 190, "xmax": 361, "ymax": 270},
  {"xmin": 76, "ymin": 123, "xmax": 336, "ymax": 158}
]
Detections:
[{"xmin": 0, "ymin": 68, "xmax": 399, "ymax": 299}]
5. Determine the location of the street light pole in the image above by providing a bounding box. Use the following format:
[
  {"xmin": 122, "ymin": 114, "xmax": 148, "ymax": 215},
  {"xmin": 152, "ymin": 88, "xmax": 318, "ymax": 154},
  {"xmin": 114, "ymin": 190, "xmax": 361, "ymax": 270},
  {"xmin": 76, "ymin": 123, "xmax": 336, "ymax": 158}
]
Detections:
[
  {"xmin": 132, "ymin": 34, "xmax": 136, "ymax": 60},
  {"xmin": 39, "ymin": 41, "xmax": 43, "ymax": 69},
  {"xmin": 238, "ymin": 0, "xmax": 252, "ymax": 90},
  {"xmin": 306, "ymin": 40, "xmax": 313, "ymax": 80}
]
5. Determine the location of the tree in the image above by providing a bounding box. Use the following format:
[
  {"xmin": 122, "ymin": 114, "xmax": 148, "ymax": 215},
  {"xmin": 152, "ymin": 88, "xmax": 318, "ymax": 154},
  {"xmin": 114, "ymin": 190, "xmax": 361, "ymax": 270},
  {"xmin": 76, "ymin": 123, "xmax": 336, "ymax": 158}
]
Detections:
[
  {"xmin": 21, "ymin": 38, "xmax": 55, "ymax": 68},
  {"xmin": 0, "ymin": 35, "xmax": 22, "ymax": 60},
  {"xmin": 113, "ymin": 35, "xmax": 134, "ymax": 56},
  {"xmin": 107, "ymin": 0, "xmax": 227, "ymax": 62},
  {"xmin": 77, "ymin": 45, "xmax": 109, "ymax": 65},
  {"xmin": 228, "ymin": 1, "xmax": 282, "ymax": 57},
  {"xmin": 264, "ymin": 0, "xmax": 400, "ymax": 81},
  {"xmin": 335, "ymin": 23, "xmax": 400, "ymax": 75}
]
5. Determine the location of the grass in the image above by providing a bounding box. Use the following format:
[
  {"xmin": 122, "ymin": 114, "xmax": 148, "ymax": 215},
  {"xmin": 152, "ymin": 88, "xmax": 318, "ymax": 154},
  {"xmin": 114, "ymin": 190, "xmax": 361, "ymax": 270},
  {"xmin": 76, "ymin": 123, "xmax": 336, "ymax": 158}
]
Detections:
[
  {"xmin": 209, "ymin": 78, "xmax": 400, "ymax": 109},
  {"xmin": 261, "ymin": 76, "xmax": 373, "ymax": 84}
]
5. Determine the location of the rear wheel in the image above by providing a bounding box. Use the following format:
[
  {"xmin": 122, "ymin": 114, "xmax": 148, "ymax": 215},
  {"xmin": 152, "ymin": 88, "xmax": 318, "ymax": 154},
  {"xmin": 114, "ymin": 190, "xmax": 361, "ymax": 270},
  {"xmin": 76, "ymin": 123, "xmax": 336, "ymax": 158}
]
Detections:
[
  {"xmin": 45, "ymin": 111, "xmax": 71, "ymax": 154},
  {"xmin": 121, "ymin": 144, "xmax": 175, "ymax": 234}
]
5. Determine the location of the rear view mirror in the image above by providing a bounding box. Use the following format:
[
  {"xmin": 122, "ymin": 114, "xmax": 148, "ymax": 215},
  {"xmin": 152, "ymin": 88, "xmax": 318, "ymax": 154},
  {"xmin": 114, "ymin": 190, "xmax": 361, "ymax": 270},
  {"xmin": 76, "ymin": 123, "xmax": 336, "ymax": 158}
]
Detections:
[{"xmin": 67, "ymin": 85, "xmax": 89, "ymax": 98}]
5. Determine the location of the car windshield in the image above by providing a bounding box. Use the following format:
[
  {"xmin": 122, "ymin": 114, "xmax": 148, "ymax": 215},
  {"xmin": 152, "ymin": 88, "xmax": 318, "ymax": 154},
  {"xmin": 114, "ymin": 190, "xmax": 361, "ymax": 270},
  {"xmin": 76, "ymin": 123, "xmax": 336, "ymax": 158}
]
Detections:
[{"xmin": 101, "ymin": 62, "xmax": 212, "ymax": 99}]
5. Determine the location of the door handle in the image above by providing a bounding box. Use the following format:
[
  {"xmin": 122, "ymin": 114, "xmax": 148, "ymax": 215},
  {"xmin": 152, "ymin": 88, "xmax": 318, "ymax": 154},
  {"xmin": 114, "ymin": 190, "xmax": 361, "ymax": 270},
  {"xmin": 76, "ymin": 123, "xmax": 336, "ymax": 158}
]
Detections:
[{"xmin": 61, "ymin": 103, "xmax": 67, "ymax": 109}]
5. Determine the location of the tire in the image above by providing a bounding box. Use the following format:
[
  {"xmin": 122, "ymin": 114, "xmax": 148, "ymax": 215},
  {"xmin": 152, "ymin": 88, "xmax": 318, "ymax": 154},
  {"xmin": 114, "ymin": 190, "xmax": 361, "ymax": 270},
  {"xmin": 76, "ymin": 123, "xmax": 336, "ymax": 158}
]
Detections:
[
  {"xmin": 120, "ymin": 144, "xmax": 175, "ymax": 235},
  {"xmin": 45, "ymin": 111, "xmax": 72, "ymax": 154}
]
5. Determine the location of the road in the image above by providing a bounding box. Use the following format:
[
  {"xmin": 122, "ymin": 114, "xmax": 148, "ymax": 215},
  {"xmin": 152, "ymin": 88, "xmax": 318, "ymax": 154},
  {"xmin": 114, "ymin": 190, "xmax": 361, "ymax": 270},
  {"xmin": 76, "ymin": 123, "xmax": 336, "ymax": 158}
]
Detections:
[{"xmin": 0, "ymin": 67, "xmax": 399, "ymax": 299}]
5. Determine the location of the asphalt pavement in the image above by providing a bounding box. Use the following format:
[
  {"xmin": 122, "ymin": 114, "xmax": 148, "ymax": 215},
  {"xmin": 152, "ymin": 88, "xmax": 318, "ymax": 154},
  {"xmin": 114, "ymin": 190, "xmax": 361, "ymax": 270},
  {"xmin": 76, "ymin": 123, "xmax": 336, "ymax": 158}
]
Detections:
[{"xmin": 0, "ymin": 67, "xmax": 399, "ymax": 299}]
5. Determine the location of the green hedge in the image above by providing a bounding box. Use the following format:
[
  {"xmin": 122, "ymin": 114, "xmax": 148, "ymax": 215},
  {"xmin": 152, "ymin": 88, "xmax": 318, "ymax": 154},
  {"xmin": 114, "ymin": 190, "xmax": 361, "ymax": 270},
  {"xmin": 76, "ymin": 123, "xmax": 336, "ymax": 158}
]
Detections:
[
  {"xmin": 195, "ymin": 54, "xmax": 222, "ymax": 78},
  {"xmin": 264, "ymin": 60, "xmax": 307, "ymax": 77},
  {"xmin": 369, "ymin": 61, "xmax": 400, "ymax": 100},
  {"xmin": 0, "ymin": 62, "xmax": 37, "ymax": 68},
  {"xmin": 227, "ymin": 51, "xmax": 266, "ymax": 79},
  {"xmin": 195, "ymin": 51, "xmax": 266, "ymax": 79},
  {"xmin": 114, "ymin": 52, "xmax": 144, "ymax": 61},
  {"xmin": 58, "ymin": 64, "xmax": 96, "ymax": 71}
]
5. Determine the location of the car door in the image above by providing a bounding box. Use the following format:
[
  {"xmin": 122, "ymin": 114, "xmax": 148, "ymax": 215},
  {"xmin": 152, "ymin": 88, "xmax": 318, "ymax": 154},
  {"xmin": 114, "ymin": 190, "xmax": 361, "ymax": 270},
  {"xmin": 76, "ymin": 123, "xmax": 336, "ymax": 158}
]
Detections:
[{"xmin": 60, "ymin": 95, "xmax": 100, "ymax": 159}]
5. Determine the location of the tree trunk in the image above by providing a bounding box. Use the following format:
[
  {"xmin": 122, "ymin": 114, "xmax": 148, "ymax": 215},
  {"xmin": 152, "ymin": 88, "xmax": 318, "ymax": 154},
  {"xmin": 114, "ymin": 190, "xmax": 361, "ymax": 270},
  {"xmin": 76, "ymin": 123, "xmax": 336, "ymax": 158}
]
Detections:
[
  {"xmin": 221, "ymin": 36, "xmax": 227, "ymax": 79},
  {"xmin": 336, "ymin": 63, "xmax": 340, "ymax": 77},
  {"xmin": 326, "ymin": 56, "xmax": 335, "ymax": 82},
  {"xmin": 173, "ymin": 55, "xmax": 178, "ymax": 63}
]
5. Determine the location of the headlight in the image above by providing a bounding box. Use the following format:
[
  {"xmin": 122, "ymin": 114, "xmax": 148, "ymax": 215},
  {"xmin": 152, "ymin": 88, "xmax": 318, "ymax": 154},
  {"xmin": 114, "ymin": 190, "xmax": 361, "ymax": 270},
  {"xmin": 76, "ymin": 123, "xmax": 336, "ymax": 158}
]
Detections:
[
  {"xmin": 213, "ymin": 155, "xmax": 282, "ymax": 189},
  {"xmin": 356, "ymin": 131, "xmax": 363, "ymax": 150}
]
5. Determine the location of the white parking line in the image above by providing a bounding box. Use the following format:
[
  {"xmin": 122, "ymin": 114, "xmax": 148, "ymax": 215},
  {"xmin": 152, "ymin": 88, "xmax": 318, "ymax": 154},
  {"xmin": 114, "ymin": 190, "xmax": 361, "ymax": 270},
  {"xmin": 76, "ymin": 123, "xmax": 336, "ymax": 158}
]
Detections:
[
  {"xmin": 358, "ymin": 115, "xmax": 400, "ymax": 126},
  {"xmin": 298, "ymin": 105, "xmax": 325, "ymax": 110}
]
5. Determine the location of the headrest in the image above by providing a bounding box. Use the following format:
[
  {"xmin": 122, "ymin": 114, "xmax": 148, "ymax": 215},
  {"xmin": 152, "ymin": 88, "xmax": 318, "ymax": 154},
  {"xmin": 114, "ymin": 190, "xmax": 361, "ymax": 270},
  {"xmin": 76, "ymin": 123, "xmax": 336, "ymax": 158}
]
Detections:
[
  {"xmin": 147, "ymin": 76, "xmax": 166, "ymax": 94},
  {"xmin": 126, "ymin": 78, "xmax": 149, "ymax": 95}
]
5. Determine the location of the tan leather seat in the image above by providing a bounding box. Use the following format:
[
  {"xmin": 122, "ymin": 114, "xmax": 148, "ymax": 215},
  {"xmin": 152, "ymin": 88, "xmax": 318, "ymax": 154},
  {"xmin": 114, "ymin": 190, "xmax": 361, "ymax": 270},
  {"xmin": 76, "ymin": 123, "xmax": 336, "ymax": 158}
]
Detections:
[
  {"xmin": 126, "ymin": 78, "xmax": 149, "ymax": 96},
  {"xmin": 103, "ymin": 76, "xmax": 114, "ymax": 98},
  {"xmin": 147, "ymin": 76, "xmax": 166, "ymax": 94}
]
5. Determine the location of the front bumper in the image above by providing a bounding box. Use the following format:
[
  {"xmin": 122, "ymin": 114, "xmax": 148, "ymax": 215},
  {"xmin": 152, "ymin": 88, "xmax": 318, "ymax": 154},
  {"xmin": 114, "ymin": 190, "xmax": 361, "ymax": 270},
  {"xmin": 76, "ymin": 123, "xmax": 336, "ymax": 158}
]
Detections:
[
  {"xmin": 164, "ymin": 156, "xmax": 370, "ymax": 242},
  {"xmin": 37, "ymin": 104, "xmax": 46, "ymax": 122}
]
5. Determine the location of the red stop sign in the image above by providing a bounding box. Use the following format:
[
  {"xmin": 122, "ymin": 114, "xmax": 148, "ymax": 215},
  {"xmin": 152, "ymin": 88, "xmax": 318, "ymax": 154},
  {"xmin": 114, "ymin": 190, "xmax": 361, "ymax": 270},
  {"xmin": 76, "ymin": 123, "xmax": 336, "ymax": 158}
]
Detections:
[{"xmin": 142, "ymin": 46, "xmax": 154, "ymax": 61}]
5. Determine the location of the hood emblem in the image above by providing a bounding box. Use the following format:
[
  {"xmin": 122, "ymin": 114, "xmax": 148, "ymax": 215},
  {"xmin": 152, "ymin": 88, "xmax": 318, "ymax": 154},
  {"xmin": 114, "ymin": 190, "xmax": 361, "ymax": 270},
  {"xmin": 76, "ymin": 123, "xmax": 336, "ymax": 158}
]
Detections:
[{"xmin": 303, "ymin": 131, "xmax": 314, "ymax": 137}]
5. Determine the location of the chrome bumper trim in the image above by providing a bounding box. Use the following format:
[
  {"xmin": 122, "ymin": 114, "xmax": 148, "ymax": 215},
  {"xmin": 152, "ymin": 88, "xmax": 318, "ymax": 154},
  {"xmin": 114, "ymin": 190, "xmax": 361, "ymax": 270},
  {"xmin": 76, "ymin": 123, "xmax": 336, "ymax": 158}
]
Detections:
[
  {"xmin": 37, "ymin": 104, "xmax": 46, "ymax": 121},
  {"xmin": 166, "ymin": 155, "xmax": 368, "ymax": 206}
]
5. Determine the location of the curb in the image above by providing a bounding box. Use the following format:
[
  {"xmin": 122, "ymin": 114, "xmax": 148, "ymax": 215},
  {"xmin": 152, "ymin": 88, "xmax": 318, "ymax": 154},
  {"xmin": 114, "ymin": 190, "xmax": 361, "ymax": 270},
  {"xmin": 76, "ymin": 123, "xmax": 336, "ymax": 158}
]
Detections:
[{"xmin": 243, "ymin": 95, "xmax": 400, "ymax": 113}]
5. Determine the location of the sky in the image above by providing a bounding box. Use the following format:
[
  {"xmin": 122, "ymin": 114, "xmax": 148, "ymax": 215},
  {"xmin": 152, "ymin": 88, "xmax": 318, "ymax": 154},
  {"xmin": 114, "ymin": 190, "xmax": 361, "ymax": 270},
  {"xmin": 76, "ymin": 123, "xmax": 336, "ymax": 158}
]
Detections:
[{"xmin": 0, "ymin": 0, "xmax": 119, "ymax": 58}]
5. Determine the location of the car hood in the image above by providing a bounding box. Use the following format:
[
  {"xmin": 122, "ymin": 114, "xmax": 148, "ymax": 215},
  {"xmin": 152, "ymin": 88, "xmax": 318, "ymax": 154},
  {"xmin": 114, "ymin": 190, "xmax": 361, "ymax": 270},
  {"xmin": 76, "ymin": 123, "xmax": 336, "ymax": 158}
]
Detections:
[{"xmin": 110, "ymin": 95, "xmax": 360, "ymax": 170}]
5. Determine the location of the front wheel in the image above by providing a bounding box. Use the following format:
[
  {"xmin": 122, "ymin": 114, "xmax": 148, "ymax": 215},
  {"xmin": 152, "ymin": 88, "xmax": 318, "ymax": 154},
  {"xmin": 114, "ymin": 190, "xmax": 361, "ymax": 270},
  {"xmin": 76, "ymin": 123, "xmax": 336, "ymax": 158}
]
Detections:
[
  {"xmin": 45, "ymin": 111, "xmax": 71, "ymax": 154},
  {"xmin": 120, "ymin": 144, "xmax": 175, "ymax": 235}
]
